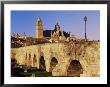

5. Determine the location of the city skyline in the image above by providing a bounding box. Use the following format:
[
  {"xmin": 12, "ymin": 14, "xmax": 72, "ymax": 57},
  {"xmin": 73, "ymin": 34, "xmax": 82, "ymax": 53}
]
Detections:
[{"xmin": 11, "ymin": 11, "xmax": 100, "ymax": 40}]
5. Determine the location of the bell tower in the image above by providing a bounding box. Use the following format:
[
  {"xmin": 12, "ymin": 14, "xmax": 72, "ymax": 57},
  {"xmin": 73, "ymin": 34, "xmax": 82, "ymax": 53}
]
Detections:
[{"xmin": 36, "ymin": 17, "xmax": 43, "ymax": 38}]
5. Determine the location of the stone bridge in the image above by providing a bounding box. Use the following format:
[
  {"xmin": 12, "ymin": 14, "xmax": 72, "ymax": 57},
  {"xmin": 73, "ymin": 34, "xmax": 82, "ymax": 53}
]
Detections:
[{"xmin": 11, "ymin": 41, "xmax": 100, "ymax": 77}]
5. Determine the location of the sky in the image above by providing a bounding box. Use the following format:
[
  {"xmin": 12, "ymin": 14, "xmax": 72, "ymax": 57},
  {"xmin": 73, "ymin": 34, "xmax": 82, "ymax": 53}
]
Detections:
[{"xmin": 11, "ymin": 11, "xmax": 100, "ymax": 40}]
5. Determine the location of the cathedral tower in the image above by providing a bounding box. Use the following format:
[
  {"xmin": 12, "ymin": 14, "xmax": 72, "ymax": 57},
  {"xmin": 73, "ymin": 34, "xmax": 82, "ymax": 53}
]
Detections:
[{"xmin": 35, "ymin": 17, "xmax": 43, "ymax": 38}]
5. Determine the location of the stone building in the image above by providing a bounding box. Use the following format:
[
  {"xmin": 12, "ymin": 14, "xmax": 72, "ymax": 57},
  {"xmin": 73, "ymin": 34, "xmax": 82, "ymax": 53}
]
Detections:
[
  {"xmin": 35, "ymin": 17, "xmax": 43, "ymax": 38},
  {"xmin": 35, "ymin": 17, "xmax": 73, "ymax": 42},
  {"xmin": 49, "ymin": 23, "xmax": 66, "ymax": 42}
]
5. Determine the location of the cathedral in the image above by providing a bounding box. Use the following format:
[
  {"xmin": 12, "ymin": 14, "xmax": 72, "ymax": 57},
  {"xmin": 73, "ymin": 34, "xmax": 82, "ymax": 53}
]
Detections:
[
  {"xmin": 50, "ymin": 22, "xmax": 66, "ymax": 42},
  {"xmin": 11, "ymin": 17, "xmax": 76, "ymax": 48},
  {"xmin": 35, "ymin": 17, "xmax": 43, "ymax": 38},
  {"xmin": 35, "ymin": 17, "xmax": 76, "ymax": 43}
]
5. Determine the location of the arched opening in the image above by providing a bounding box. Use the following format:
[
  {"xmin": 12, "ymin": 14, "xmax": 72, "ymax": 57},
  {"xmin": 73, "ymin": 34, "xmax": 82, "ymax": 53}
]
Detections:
[
  {"xmin": 50, "ymin": 57, "xmax": 58, "ymax": 72},
  {"xmin": 39, "ymin": 56, "xmax": 46, "ymax": 71},
  {"xmin": 11, "ymin": 58, "xmax": 17, "ymax": 68},
  {"xmin": 67, "ymin": 60, "xmax": 83, "ymax": 77},
  {"xmin": 33, "ymin": 54, "xmax": 37, "ymax": 67}
]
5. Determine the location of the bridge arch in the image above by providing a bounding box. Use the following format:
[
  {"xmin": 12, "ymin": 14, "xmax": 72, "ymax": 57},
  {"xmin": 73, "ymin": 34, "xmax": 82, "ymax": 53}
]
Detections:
[
  {"xmin": 39, "ymin": 56, "xmax": 46, "ymax": 71},
  {"xmin": 67, "ymin": 60, "xmax": 83, "ymax": 77},
  {"xmin": 50, "ymin": 52, "xmax": 59, "ymax": 61},
  {"xmin": 50, "ymin": 57, "xmax": 58, "ymax": 72},
  {"xmin": 32, "ymin": 54, "xmax": 37, "ymax": 67}
]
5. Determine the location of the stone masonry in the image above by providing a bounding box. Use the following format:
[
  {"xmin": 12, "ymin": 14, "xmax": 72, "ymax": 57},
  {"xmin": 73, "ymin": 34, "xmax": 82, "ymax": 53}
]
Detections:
[{"xmin": 11, "ymin": 41, "xmax": 100, "ymax": 77}]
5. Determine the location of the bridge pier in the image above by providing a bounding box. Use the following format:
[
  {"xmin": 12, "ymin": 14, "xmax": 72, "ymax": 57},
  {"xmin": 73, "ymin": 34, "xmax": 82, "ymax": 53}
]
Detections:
[
  {"xmin": 36, "ymin": 53, "xmax": 40, "ymax": 69},
  {"xmin": 45, "ymin": 60, "xmax": 51, "ymax": 72}
]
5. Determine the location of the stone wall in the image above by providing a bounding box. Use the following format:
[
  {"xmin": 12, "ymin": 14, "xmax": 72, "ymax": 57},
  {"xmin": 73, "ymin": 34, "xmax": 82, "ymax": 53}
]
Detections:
[{"xmin": 11, "ymin": 42, "xmax": 100, "ymax": 77}]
